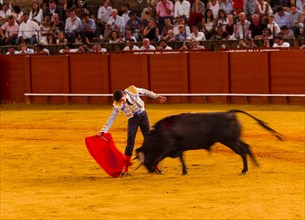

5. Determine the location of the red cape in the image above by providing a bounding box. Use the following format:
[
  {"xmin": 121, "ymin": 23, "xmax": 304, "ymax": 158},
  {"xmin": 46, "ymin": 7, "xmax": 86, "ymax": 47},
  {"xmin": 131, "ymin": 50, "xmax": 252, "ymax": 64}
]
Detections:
[{"xmin": 85, "ymin": 133, "xmax": 125, "ymax": 178}]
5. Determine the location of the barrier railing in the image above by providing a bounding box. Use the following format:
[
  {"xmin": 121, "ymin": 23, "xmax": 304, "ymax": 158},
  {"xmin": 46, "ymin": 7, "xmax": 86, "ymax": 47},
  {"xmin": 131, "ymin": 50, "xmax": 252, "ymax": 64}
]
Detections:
[
  {"xmin": 24, "ymin": 93, "xmax": 305, "ymax": 97},
  {"xmin": 1, "ymin": 50, "xmax": 304, "ymax": 105}
]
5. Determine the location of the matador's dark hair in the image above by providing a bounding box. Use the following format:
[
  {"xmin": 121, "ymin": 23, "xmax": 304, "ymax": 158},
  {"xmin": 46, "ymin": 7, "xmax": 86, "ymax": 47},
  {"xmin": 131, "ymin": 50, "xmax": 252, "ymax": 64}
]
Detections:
[{"xmin": 113, "ymin": 90, "xmax": 124, "ymax": 101}]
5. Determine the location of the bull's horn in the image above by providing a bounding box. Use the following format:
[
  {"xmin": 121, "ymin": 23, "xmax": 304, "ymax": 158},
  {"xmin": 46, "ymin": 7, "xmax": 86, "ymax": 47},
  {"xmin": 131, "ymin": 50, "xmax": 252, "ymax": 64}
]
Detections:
[
  {"xmin": 132, "ymin": 155, "xmax": 138, "ymax": 161},
  {"xmin": 133, "ymin": 163, "xmax": 143, "ymax": 171},
  {"xmin": 138, "ymin": 152, "xmax": 145, "ymax": 163}
]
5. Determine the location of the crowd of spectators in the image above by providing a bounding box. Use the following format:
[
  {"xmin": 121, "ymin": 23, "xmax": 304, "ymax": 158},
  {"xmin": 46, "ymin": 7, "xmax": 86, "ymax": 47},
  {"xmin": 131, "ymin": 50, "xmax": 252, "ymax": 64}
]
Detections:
[{"xmin": 0, "ymin": 0, "xmax": 305, "ymax": 54}]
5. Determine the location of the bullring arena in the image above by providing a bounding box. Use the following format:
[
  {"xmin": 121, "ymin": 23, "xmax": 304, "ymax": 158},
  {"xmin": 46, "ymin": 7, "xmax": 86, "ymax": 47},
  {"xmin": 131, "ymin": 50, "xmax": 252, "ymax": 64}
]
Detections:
[
  {"xmin": 1, "ymin": 47, "xmax": 305, "ymax": 220},
  {"xmin": 1, "ymin": 0, "xmax": 305, "ymax": 218},
  {"xmin": 1, "ymin": 104, "xmax": 304, "ymax": 219}
]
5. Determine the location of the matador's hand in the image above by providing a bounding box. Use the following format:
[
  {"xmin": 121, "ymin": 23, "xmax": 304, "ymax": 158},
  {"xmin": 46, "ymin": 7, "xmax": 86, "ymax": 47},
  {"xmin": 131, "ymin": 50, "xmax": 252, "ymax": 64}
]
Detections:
[
  {"xmin": 157, "ymin": 96, "xmax": 167, "ymax": 103},
  {"xmin": 97, "ymin": 132, "xmax": 105, "ymax": 136}
]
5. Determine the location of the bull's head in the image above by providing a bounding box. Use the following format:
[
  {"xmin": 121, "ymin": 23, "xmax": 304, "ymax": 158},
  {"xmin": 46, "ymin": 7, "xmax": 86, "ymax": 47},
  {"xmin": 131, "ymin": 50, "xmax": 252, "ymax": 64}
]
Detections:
[
  {"xmin": 136, "ymin": 147, "xmax": 157, "ymax": 173},
  {"xmin": 135, "ymin": 127, "xmax": 165, "ymax": 173}
]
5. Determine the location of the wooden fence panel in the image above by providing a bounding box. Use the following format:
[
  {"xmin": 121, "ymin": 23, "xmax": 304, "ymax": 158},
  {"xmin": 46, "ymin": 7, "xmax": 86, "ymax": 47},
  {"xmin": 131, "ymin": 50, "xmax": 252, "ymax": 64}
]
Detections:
[
  {"xmin": 269, "ymin": 50, "xmax": 305, "ymax": 105},
  {"xmin": 30, "ymin": 55, "xmax": 69, "ymax": 104},
  {"xmin": 69, "ymin": 53, "xmax": 110, "ymax": 104},
  {"xmin": 107, "ymin": 53, "xmax": 150, "ymax": 103},
  {"xmin": 109, "ymin": 53, "xmax": 147, "ymax": 90},
  {"xmin": 188, "ymin": 52, "xmax": 229, "ymax": 104},
  {"xmin": 149, "ymin": 53, "xmax": 189, "ymax": 104},
  {"xmin": 0, "ymin": 55, "xmax": 27, "ymax": 103},
  {"xmin": 229, "ymin": 51, "xmax": 269, "ymax": 104}
]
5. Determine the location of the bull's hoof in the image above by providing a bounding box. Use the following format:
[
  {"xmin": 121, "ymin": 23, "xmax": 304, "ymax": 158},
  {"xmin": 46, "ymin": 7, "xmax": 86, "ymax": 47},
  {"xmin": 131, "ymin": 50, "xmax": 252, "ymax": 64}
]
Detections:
[
  {"xmin": 155, "ymin": 169, "xmax": 163, "ymax": 175},
  {"xmin": 182, "ymin": 171, "xmax": 188, "ymax": 175},
  {"xmin": 240, "ymin": 171, "xmax": 247, "ymax": 175}
]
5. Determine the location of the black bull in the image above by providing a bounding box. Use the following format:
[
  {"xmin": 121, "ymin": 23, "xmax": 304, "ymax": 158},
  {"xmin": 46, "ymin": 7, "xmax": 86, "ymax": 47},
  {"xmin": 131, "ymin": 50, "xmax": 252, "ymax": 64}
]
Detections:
[{"xmin": 135, "ymin": 110, "xmax": 282, "ymax": 174}]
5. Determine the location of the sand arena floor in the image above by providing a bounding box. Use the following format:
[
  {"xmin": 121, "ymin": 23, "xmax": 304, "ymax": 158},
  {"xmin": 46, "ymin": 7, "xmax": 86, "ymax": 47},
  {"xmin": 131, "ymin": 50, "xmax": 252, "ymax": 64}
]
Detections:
[{"xmin": 0, "ymin": 104, "xmax": 304, "ymax": 220}]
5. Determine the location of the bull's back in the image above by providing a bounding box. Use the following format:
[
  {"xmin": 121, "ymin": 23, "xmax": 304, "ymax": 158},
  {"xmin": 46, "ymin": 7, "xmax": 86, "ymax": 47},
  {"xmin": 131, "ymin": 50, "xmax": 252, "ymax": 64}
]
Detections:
[{"xmin": 155, "ymin": 112, "xmax": 241, "ymax": 149}]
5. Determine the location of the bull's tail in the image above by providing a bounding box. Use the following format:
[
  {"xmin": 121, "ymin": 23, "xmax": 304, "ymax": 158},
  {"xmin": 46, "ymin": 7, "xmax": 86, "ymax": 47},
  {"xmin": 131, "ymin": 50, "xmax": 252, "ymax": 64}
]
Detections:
[{"xmin": 228, "ymin": 109, "xmax": 283, "ymax": 141}]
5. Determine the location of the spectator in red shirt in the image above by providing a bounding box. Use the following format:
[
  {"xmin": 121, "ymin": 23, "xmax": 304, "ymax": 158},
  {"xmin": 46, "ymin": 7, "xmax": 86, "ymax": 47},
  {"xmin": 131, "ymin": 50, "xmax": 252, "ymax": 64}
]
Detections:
[{"xmin": 233, "ymin": 0, "xmax": 244, "ymax": 15}]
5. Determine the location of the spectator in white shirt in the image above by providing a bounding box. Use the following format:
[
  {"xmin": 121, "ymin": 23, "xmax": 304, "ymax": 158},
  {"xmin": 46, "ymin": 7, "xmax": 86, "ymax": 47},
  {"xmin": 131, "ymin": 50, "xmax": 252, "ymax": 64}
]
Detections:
[
  {"xmin": 187, "ymin": 25, "xmax": 206, "ymax": 41},
  {"xmin": 104, "ymin": 9, "xmax": 125, "ymax": 40},
  {"xmin": 123, "ymin": 39, "xmax": 140, "ymax": 50},
  {"xmin": 267, "ymin": 14, "xmax": 281, "ymax": 35},
  {"xmin": 6, "ymin": 46, "xmax": 20, "ymax": 54},
  {"xmin": 296, "ymin": 0, "xmax": 305, "ymax": 12},
  {"xmin": 121, "ymin": 3, "xmax": 130, "ymax": 27},
  {"xmin": 34, "ymin": 43, "xmax": 50, "ymax": 55},
  {"xmin": 107, "ymin": 9, "xmax": 125, "ymax": 32},
  {"xmin": 29, "ymin": 1, "xmax": 44, "ymax": 24},
  {"xmin": 0, "ymin": 3, "xmax": 12, "ymax": 25},
  {"xmin": 97, "ymin": 0, "xmax": 113, "ymax": 36},
  {"xmin": 65, "ymin": 9, "xmax": 81, "ymax": 43},
  {"xmin": 19, "ymin": 41, "xmax": 35, "ymax": 54},
  {"xmin": 191, "ymin": 40, "xmax": 205, "ymax": 50},
  {"xmin": 272, "ymin": 35, "xmax": 290, "ymax": 47},
  {"xmin": 174, "ymin": 0, "xmax": 191, "ymax": 21},
  {"xmin": 11, "ymin": 5, "xmax": 23, "ymax": 24},
  {"xmin": 157, "ymin": 39, "xmax": 173, "ymax": 50},
  {"xmin": 16, "ymin": 13, "xmax": 40, "ymax": 45},
  {"xmin": 173, "ymin": 17, "xmax": 191, "ymax": 35},
  {"xmin": 235, "ymin": 12, "xmax": 251, "ymax": 39},
  {"xmin": 59, "ymin": 43, "xmax": 79, "ymax": 53},
  {"xmin": 140, "ymin": 37, "xmax": 156, "ymax": 50},
  {"xmin": 92, "ymin": 43, "xmax": 107, "ymax": 52}
]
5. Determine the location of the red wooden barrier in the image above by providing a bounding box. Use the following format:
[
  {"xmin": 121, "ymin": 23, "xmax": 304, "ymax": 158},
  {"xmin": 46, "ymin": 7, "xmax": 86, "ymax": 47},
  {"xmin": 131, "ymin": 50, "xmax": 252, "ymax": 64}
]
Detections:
[
  {"xmin": 69, "ymin": 53, "xmax": 110, "ymax": 104},
  {"xmin": 0, "ymin": 50, "xmax": 304, "ymax": 105},
  {"xmin": 149, "ymin": 53, "xmax": 189, "ymax": 104},
  {"xmin": 269, "ymin": 50, "xmax": 305, "ymax": 105},
  {"xmin": 188, "ymin": 52, "xmax": 229, "ymax": 104},
  {"xmin": 0, "ymin": 55, "xmax": 29, "ymax": 103},
  {"xmin": 30, "ymin": 55, "xmax": 69, "ymax": 104},
  {"xmin": 229, "ymin": 51, "xmax": 270, "ymax": 104},
  {"xmin": 108, "ymin": 53, "xmax": 150, "ymax": 103}
]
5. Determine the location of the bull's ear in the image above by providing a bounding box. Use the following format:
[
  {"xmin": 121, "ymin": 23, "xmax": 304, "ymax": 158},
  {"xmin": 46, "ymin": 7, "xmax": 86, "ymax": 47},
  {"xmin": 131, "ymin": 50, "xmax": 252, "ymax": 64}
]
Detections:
[
  {"xmin": 147, "ymin": 127, "xmax": 157, "ymax": 136},
  {"xmin": 137, "ymin": 152, "xmax": 145, "ymax": 163},
  {"xmin": 148, "ymin": 127, "xmax": 156, "ymax": 135}
]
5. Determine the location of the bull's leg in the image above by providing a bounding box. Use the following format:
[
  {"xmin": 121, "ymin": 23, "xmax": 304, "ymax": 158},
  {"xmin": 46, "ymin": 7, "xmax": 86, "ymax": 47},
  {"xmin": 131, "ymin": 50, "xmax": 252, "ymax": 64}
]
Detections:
[
  {"xmin": 239, "ymin": 140, "xmax": 259, "ymax": 167},
  {"xmin": 221, "ymin": 141, "xmax": 248, "ymax": 174},
  {"xmin": 179, "ymin": 153, "xmax": 188, "ymax": 175},
  {"xmin": 240, "ymin": 154, "xmax": 248, "ymax": 174}
]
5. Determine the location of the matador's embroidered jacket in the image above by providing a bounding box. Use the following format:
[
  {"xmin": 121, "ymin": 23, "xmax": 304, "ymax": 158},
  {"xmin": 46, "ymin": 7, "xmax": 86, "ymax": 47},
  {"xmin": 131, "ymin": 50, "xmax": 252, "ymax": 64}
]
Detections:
[{"xmin": 100, "ymin": 85, "xmax": 159, "ymax": 133}]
